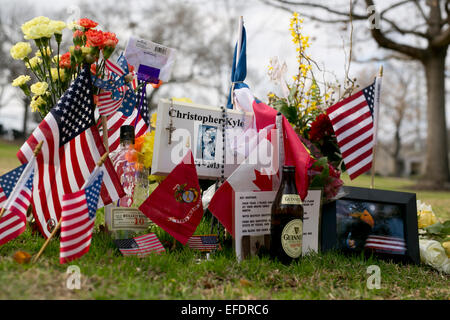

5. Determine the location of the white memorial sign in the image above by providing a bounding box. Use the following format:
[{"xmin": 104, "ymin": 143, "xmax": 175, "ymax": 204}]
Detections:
[
  {"xmin": 234, "ymin": 189, "xmax": 322, "ymax": 261},
  {"xmin": 152, "ymin": 99, "xmax": 253, "ymax": 179}
]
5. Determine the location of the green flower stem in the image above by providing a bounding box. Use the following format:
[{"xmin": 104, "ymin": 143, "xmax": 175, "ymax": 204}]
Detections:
[{"xmin": 37, "ymin": 38, "xmax": 57, "ymax": 106}]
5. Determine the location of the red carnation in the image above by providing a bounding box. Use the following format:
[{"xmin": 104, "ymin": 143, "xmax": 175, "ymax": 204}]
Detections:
[
  {"xmin": 59, "ymin": 52, "xmax": 72, "ymax": 69},
  {"xmin": 309, "ymin": 113, "xmax": 334, "ymax": 142},
  {"xmin": 103, "ymin": 32, "xmax": 118, "ymax": 48},
  {"xmin": 85, "ymin": 29, "xmax": 106, "ymax": 49},
  {"xmin": 77, "ymin": 18, "xmax": 98, "ymax": 29}
]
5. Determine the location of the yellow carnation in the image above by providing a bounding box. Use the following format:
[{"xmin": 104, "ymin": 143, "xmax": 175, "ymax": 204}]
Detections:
[
  {"xmin": 30, "ymin": 95, "xmax": 46, "ymax": 112},
  {"xmin": 35, "ymin": 46, "xmax": 52, "ymax": 57},
  {"xmin": 27, "ymin": 56, "xmax": 42, "ymax": 69},
  {"xmin": 12, "ymin": 75, "xmax": 31, "ymax": 87},
  {"xmin": 22, "ymin": 16, "xmax": 53, "ymax": 39},
  {"xmin": 49, "ymin": 20, "xmax": 66, "ymax": 34},
  {"xmin": 50, "ymin": 68, "xmax": 66, "ymax": 81},
  {"xmin": 10, "ymin": 42, "xmax": 32, "ymax": 60},
  {"xmin": 30, "ymin": 82, "xmax": 49, "ymax": 96},
  {"xmin": 27, "ymin": 23, "xmax": 54, "ymax": 39},
  {"xmin": 21, "ymin": 16, "xmax": 51, "ymax": 36}
]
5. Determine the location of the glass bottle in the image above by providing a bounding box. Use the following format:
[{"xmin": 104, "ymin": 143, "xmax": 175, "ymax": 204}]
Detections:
[
  {"xmin": 105, "ymin": 125, "xmax": 150, "ymax": 239},
  {"xmin": 269, "ymin": 165, "xmax": 304, "ymax": 264}
]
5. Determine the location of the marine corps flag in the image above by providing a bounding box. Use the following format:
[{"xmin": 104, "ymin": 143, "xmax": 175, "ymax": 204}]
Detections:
[{"xmin": 139, "ymin": 150, "xmax": 203, "ymax": 244}]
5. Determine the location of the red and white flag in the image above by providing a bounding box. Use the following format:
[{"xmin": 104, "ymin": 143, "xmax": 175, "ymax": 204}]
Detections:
[
  {"xmin": 0, "ymin": 161, "xmax": 34, "ymax": 246},
  {"xmin": 17, "ymin": 65, "xmax": 125, "ymax": 238},
  {"xmin": 326, "ymin": 81, "xmax": 379, "ymax": 180},
  {"xmin": 208, "ymin": 137, "xmax": 279, "ymax": 237},
  {"xmin": 365, "ymin": 235, "xmax": 406, "ymax": 254},
  {"xmin": 139, "ymin": 150, "xmax": 203, "ymax": 244},
  {"xmin": 232, "ymin": 87, "xmax": 311, "ymax": 200},
  {"xmin": 60, "ymin": 168, "xmax": 103, "ymax": 264}
]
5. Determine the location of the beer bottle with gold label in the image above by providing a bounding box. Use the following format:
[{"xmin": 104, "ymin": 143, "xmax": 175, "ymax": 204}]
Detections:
[{"xmin": 269, "ymin": 165, "xmax": 304, "ymax": 264}]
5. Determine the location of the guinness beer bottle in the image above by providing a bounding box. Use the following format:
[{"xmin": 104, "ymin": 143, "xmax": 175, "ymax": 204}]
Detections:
[{"xmin": 269, "ymin": 165, "xmax": 304, "ymax": 264}]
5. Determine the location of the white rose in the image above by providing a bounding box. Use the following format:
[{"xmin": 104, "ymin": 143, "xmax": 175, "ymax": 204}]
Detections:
[{"xmin": 419, "ymin": 239, "xmax": 450, "ymax": 274}]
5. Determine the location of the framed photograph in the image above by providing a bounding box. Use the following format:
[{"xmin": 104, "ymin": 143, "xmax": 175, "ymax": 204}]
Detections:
[
  {"xmin": 151, "ymin": 98, "xmax": 253, "ymax": 179},
  {"xmin": 321, "ymin": 186, "xmax": 419, "ymax": 264}
]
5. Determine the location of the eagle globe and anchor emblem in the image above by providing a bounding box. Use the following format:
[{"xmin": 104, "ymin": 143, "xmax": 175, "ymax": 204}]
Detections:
[
  {"xmin": 174, "ymin": 183, "xmax": 199, "ymax": 204},
  {"xmin": 168, "ymin": 183, "xmax": 201, "ymax": 224}
]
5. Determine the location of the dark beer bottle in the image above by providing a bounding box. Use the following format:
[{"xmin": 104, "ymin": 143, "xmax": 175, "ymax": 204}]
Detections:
[{"xmin": 269, "ymin": 165, "xmax": 304, "ymax": 264}]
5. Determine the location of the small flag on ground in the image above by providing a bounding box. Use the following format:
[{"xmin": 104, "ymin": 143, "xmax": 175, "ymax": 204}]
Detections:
[
  {"xmin": 364, "ymin": 235, "xmax": 406, "ymax": 254},
  {"xmin": 114, "ymin": 233, "xmax": 165, "ymax": 257},
  {"xmin": 59, "ymin": 169, "xmax": 104, "ymax": 264},
  {"xmin": 326, "ymin": 81, "xmax": 376, "ymax": 180},
  {"xmin": 187, "ymin": 235, "xmax": 219, "ymax": 252},
  {"xmin": 0, "ymin": 162, "xmax": 34, "ymax": 246}
]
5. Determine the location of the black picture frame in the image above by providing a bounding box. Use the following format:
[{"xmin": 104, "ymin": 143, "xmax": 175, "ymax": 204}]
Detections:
[{"xmin": 321, "ymin": 186, "xmax": 420, "ymax": 264}]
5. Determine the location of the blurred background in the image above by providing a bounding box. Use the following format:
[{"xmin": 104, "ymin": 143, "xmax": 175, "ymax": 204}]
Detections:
[{"xmin": 1, "ymin": 0, "xmax": 449, "ymax": 185}]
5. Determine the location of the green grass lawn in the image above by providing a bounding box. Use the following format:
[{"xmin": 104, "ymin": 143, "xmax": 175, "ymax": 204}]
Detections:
[{"xmin": 0, "ymin": 141, "xmax": 449, "ymax": 300}]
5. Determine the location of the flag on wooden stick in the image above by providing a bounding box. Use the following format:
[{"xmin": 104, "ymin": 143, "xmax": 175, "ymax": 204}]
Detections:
[
  {"xmin": 0, "ymin": 161, "xmax": 34, "ymax": 246},
  {"xmin": 17, "ymin": 65, "xmax": 124, "ymax": 238},
  {"xmin": 326, "ymin": 80, "xmax": 377, "ymax": 180},
  {"xmin": 59, "ymin": 168, "xmax": 103, "ymax": 264}
]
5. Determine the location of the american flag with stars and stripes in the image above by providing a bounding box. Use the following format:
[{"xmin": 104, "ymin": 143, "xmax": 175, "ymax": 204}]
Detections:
[
  {"xmin": 17, "ymin": 65, "xmax": 125, "ymax": 238},
  {"xmin": 365, "ymin": 235, "xmax": 406, "ymax": 255},
  {"xmin": 186, "ymin": 235, "xmax": 219, "ymax": 252},
  {"xmin": 100, "ymin": 80, "xmax": 149, "ymax": 152},
  {"xmin": 114, "ymin": 233, "xmax": 165, "ymax": 257},
  {"xmin": 326, "ymin": 80, "xmax": 377, "ymax": 180},
  {"xmin": 0, "ymin": 163, "xmax": 28, "ymax": 208},
  {"xmin": 96, "ymin": 56, "xmax": 139, "ymax": 117},
  {"xmin": 60, "ymin": 168, "xmax": 103, "ymax": 264},
  {"xmin": 0, "ymin": 161, "xmax": 34, "ymax": 246}
]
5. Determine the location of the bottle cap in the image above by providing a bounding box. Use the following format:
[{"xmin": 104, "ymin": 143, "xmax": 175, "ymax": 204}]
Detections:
[{"xmin": 120, "ymin": 125, "xmax": 135, "ymax": 143}]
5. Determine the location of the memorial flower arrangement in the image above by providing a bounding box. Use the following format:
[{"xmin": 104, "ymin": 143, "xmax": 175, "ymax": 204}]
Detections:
[
  {"xmin": 10, "ymin": 16, "xmax": 119, "ymax": 118},
  {"xmin": 266, "ymin": 12, "xmax": 361, "ymax": 200},
  {"xmin": 416, "ymin": 200, "xmax": 450, "ymax": 274}
]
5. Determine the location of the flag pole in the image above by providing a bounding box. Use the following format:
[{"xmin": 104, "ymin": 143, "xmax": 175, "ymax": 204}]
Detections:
[
  {"xmin": 370, "ymin": 65, "xmax": 383, "ymax": 189},
  {"xmin": 101, "ymin": 116, "xmax": 109, "ymax": 153},
  {"xmin": 32, "ymin": 152, "xmax": 109, "ymax": 264},
  {"xmin": 0, "ymin": 141, "xmax": 44, "ymax": 220},
  {"xmin": 231, "ymin": 16, "xmax": 244, "ymax": 110}
]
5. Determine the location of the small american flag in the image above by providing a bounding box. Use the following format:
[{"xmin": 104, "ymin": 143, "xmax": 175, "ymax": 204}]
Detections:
[
  {"xmin": 187, "ymin": 235, "xmax": 219, "ymax": 252},
  {"xmin": 97, "ymin": 56, "xmax": 139, "ymax": 116},
  {"xmin": 17, "ymin": 65, "xmax": 124, "ymax": 238},
  {"xmin": 60, "ymin": 168, "xmax": 103, "ymax": 264},
  {"xmin": 100, "ymin": 80, "xmax": 149, "ymax": 152},
  {"xmin": 0, "ymin": 164, "xmax": 27, "ymax": 208},
  {"xmin": 0, "ymin": 161, "xmax": 34, "ymax": 246},
  {"xmin": 114, "ymin": 233, "xmax": 165, "ymax": 257},
  {"xmin": 365, "ymin": 235, "xmax": 406, "ymax": 254},
  {"xmin": 327, "ymin": 81, "xmax": 377, "ymax": 180}
]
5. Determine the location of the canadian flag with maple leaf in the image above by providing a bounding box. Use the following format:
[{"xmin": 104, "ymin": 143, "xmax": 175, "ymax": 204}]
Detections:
[
  {"xmin": 208, "ymin": 87, "xmax": 312, "ymax": 237},
  {"xmin": 208, "ymin": 137, "xmax": 280, "ymax": 237}
]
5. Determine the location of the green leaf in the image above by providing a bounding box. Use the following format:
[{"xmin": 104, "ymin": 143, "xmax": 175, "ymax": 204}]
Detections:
[
  {"xmin": 424, "ymin": 222, "xmax": 444, "ymax": 235},
  {"xmin": 280, "ymin": 104, "xmax": 298, "ymax": 124}
]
